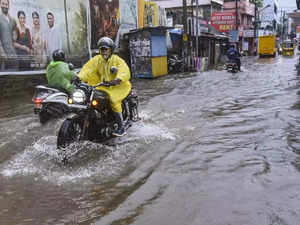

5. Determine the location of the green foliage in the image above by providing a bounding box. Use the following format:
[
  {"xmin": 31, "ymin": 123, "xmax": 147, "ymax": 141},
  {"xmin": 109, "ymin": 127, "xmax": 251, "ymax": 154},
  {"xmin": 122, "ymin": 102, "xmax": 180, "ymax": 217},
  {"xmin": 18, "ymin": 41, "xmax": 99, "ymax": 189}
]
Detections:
[
  {"xmin": 71, "ymin": 2, "xmax": 88, "ymax": 55},
  {"xmin": 250, "ymin": 0, "xmax": 263, "ymax": 8}
]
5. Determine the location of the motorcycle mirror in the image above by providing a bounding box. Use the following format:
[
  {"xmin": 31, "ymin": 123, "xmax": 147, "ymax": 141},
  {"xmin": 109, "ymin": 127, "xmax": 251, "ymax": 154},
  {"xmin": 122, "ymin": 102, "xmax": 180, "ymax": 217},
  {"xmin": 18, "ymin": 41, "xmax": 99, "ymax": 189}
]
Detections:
[
  {"xmin": 110, "ymin": 66, "xmax": 118, "ymax": 75},
  {"xmin": 68, "ymin": 63, "xmax": 74, "ymax": 70}
]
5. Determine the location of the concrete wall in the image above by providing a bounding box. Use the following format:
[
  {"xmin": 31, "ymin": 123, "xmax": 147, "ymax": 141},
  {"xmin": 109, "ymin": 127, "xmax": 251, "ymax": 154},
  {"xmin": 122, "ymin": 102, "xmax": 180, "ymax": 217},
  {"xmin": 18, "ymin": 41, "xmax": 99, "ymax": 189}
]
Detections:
[{"xmin": 0, "ymin": 74, "xmax": 47, "ymax": 102}]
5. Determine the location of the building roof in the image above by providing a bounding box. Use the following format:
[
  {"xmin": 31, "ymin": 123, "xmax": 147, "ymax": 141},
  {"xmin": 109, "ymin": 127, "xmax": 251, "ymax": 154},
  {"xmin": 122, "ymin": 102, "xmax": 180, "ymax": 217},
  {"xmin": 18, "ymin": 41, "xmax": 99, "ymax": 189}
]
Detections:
[
  {"xmin": 155, "ymin": 0, "xmax": 223, "ymax": 9},
  {"xmin": 126, "ymin": 26, "xmax": 174, "ymax": 35}
]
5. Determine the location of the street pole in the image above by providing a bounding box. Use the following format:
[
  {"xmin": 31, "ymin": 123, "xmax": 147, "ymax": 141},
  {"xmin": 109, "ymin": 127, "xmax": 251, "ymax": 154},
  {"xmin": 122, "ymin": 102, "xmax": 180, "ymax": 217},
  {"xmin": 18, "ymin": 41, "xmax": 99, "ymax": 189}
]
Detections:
[
  {"xmin": 64, "ymin": 0, "xmax": 71, "ymax": 54},
  {"xmin": 183, "ymin": 0, "xmax": 188, "ymax": 71},
  {"xmin": 235, "ymin": 0, "xmax": 239, "ymax": 47},
  {"xmin": 196, "ymin": 0, "xmax": 199, "ymax": 58},
  {"xmin": 254, "ymin": 1, "xmax": 257, "ymax": 55},
  {"xmin": 191, "ymin": 0, "xmax": 194, "ymax": 61}
]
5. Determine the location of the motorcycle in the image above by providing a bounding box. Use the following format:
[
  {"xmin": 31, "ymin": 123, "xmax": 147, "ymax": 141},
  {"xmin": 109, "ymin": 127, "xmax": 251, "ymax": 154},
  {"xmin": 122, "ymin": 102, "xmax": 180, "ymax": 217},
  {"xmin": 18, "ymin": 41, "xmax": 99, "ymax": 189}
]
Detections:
[
  {"xmin": 56, "ymin": 79, "xmax": 139, "ymax": 159},
  {"xmin": 32, "ymin": 63, "xmax": 76, "ymax": 123},
  {"xmin": 225, "ymin": 60, "xmax": 239, "ymax": 73},
  {"xmin": 168, "ymin": 54, "xmax": 184, "ymax": 73},
  {"xmin": 32, "ymin": 85, "xmax": 70, "ymax": 123}
]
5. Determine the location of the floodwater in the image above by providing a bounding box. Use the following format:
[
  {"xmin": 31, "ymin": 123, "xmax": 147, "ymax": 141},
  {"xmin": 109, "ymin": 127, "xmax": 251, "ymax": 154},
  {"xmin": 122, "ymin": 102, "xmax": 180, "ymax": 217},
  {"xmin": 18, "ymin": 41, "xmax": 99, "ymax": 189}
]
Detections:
[{"xmin": 1, "ymin": 54, "xmax": 300, "ymax": 225}]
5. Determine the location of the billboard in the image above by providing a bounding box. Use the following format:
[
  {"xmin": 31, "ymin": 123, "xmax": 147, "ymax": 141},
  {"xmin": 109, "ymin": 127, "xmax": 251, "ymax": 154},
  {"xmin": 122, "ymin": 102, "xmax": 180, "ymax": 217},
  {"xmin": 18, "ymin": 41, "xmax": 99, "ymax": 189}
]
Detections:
[
  {"xmin": 0, "ymin": 0, "xmax": 141, "ymax": 72},
  {"xmin": 89, "ymin": 0, "xmax": 120, "ymax": 49},
  {"xmin": 211, "ymin": 12, "xmax": 236, "ymax": 33},
  {"xmin": 0, "ymin": 0, "xmax": 88, "ymax": 71}
]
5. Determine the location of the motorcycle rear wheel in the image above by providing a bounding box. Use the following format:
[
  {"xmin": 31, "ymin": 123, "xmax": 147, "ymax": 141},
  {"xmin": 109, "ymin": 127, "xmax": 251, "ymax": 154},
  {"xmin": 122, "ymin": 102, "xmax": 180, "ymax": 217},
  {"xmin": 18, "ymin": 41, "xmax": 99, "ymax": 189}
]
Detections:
[
  {"xmin": 57, "ymin": 119, "xmax": 82, "ymax": 149},
  {"xmin": 39, "ymin": 110, "xmax": 51, "ymax": 124}
]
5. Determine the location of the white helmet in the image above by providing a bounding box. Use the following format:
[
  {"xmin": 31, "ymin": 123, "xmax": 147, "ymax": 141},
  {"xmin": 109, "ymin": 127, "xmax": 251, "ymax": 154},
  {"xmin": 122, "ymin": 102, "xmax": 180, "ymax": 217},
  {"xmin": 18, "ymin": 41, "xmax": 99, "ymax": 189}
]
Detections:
[{"xmin": 97, "ymin": 37, "xmax": 115, "ymax": 51}]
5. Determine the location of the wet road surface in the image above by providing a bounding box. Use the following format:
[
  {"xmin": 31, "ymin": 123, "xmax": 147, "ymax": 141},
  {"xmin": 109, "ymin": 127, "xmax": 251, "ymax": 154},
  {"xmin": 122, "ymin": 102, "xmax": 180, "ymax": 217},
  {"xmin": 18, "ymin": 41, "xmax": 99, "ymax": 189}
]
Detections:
[{"xmin": 1, "ymin": 54, "xmax": 300, "ymax": 225}]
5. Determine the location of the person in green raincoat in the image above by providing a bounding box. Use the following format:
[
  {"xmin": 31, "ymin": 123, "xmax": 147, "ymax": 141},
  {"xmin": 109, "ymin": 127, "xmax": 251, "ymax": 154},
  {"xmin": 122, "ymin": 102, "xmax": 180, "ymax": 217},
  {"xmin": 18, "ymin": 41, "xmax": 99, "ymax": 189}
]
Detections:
[
  {"xmin": 46, "ymin": 49, "xmax": 76, "ymax": 94},
  {"xmin": 76, "ymin": 37, "xmax": 132, "ymax": 137}
]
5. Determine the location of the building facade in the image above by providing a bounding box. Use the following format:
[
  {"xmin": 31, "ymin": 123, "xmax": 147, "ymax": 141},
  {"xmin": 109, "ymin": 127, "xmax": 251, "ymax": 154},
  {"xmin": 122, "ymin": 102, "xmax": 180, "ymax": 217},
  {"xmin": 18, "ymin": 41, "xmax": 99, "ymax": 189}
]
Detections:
[
  {"xmin": 223, "ymin": 0, "xmax": 255, "ymax": 55},
  {"xmin": 259, "ymin": 0, "xmax": 279, "ymax": 35}
]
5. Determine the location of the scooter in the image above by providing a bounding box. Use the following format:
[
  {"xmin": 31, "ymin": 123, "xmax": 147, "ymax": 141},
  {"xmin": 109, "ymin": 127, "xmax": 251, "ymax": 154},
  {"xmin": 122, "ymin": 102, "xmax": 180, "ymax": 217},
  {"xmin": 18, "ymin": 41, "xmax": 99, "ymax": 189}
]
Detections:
[
  {"xmin": 225, "ymin": 61, "xmax": 239, "ymax": 73},
  {"xmin": 168, "ymin": 54, "xmax": 184, "ymax": 73}
]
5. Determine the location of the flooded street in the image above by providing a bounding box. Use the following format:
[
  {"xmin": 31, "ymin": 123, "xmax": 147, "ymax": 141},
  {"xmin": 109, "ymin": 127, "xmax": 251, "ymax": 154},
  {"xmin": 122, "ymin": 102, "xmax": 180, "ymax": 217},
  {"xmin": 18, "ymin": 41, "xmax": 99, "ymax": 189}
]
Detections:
[{"xmin": 2, "ymin": 54, "xmax": 300, "ymax": 225}]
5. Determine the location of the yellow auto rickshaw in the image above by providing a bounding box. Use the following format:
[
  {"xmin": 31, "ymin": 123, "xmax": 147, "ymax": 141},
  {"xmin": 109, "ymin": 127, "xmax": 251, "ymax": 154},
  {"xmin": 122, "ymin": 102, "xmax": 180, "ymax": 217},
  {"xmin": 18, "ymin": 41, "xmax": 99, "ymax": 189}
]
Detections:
[{"xmin": 282, "ymin": 40, "xmax": 295, "ymax": 56}]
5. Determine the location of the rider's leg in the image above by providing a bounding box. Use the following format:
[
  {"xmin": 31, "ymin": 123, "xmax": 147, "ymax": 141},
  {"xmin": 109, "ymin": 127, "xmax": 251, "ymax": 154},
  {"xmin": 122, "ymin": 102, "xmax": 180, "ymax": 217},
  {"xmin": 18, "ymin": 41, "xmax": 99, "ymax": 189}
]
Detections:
[{"xmin": 112, "ymin": 111, "xmax": 126, "ymax": 137}]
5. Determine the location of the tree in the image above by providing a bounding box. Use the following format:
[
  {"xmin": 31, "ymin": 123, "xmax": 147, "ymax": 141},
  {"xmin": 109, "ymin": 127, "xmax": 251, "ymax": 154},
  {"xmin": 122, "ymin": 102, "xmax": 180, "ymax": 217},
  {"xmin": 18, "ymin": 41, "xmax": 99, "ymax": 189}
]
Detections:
[{"xmin": 250, "ymin": 0, "xmax": 263, "ymax": 8}]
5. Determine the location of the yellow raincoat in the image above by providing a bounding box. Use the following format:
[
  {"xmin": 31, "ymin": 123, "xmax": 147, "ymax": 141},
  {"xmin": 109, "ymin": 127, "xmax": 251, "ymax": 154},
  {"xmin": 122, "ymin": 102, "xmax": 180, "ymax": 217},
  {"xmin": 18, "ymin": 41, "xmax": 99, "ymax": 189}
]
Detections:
[{"xmin": 78, "ymin": 54, "xmax": 131, "ymax": 113}]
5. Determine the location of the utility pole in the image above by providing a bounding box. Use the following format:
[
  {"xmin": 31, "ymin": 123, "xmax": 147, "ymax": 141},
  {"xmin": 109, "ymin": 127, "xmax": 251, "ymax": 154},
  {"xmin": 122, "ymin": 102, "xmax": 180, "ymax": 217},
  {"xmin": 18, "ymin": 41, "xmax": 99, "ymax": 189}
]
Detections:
[
  {"xmin": 283, "ymin": 11, "xmax": 286, "ymax": 40},
  {"xmin": 191, "ymin": 0, "xmax": 194, "ymax": 61},
  {"xmin": 235, "ymin": 0, "xmax": 239, "ymax": 47},
  {"xmin": 281, "ymin": 10, "xmax": 283, "ymax": 41},
  {"xmin": 196, "ymin": 0, "xmax": 199, "ymax": 58},
  {"xmin": 64, "ymin": 0, "xmax": 71, "ymax": 54},
  {"xmin": 235, "ymin": 0, "xmax": 238, "ymax": 31},
  {"xmin": 254, "ymin": 1, "xmax": 257, "ymax": 55},
  {"xmin": 183, "ymin": 0, "xmax": 188, "ymax": 71}
]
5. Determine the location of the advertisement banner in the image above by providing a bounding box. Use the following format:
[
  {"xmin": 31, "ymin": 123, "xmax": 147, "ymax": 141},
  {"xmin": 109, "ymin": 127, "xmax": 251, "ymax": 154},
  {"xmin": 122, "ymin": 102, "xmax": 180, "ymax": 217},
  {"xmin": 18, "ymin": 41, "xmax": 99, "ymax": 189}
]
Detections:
[
  {"xmin": 211, "ymin": 12, "xmax": 236, "ymax": 33},
  {"xmin": 138, "ymin": 0, "xmax": 145, "ymax": 28},
  {"xmin": 229, "ymin": 30, "xmax": 239, "ymax": 42},
  {"xmin": 0, "ymin": 0, "xmax": 88, "ymax": 71},
  {"xmin": 0, "ymin": 0, "xmax": 139, "ymax": 72},
  {"xmin": 89, "ymin": 0, "xmax": 120, "ymax": 49},
  {"xmin": 143, "ymin": 1, "xmax": 158, "ymax": 27},
  {"xmin": 120, "ymin": 0, "xmax": 137, "ymax": 26}
]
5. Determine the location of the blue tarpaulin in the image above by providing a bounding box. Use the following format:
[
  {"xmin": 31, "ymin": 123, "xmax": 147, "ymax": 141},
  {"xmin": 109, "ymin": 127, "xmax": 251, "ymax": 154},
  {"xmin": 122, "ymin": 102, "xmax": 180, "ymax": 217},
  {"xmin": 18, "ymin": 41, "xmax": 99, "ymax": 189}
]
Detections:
[
  {"xmin": 168, "ymin": 28, "xmax": 182, "ymax": 50},
  {"xmin": 168, "ymin": 28, "xmax": 183, "ymax": 35}
]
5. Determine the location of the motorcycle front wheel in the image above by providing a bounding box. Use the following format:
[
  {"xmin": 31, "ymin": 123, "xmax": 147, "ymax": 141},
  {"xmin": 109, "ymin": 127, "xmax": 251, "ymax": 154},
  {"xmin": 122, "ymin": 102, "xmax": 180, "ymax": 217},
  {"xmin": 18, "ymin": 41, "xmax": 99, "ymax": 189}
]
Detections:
[{"xmin": 57, "ymin": 119, "xmax": 83, "ymax": 149}]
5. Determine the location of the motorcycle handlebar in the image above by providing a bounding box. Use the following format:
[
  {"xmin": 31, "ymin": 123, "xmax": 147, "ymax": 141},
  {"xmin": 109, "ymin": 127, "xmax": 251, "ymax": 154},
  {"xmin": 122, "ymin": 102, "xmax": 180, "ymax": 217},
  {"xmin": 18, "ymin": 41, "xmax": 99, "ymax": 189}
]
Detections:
[
  {"xmin": 93, "ymin": 82, "xmax": 111, "ymax": 88},
  {"xmin": 73, "ymin": 81, "xmax": 111, "ymax": 90}
]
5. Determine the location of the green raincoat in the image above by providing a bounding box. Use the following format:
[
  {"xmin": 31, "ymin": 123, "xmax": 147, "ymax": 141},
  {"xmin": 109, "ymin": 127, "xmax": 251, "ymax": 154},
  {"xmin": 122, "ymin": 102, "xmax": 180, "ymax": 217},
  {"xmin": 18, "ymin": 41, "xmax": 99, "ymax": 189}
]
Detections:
[
  {"xmin": 78, "ymin": 54, "xmax": 131, "ymax": 113},
  {"xmin": 46, "ymin": 61, "xmax": 76, "ymax": 94}
]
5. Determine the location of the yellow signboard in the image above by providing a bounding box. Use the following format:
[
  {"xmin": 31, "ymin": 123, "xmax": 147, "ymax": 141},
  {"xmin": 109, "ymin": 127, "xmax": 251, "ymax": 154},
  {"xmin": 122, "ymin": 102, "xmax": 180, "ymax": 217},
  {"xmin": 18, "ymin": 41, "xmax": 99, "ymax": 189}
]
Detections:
[{"xmin": 183, "ymin": 33, "xmax": 188, "ymax": 42}]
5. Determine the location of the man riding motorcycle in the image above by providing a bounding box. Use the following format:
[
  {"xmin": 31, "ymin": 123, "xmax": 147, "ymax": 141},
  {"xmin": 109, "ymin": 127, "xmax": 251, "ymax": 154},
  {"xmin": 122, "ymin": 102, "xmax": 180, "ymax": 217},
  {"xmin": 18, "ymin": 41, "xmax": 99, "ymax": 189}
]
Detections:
[
  {"xmin": 46, "ymin": 49, "xmax": 76, "ymax": 94},
  {"xmin": 75, "ymin": 37, "xmax": 132, "ymax": 137},
  {"xmin": 226, "ymin": 45, "xmax": 241, "ymax": 72}
]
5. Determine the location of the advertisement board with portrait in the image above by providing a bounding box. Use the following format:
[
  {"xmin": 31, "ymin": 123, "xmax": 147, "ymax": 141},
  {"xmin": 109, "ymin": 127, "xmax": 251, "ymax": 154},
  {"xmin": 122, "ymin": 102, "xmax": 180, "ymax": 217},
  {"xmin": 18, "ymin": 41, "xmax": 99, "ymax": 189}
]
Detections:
[{"xmin": 0, "ymin": 0, "xmax": 88, "ymax": 71}]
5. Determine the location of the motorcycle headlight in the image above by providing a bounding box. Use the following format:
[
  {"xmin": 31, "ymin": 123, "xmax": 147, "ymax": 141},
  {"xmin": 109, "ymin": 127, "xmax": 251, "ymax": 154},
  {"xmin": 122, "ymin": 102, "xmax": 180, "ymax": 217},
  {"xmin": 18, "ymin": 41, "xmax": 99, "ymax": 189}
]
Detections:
[{"xmin": 72, "ymin": 89, "xmax": 86, "ymax": 103}]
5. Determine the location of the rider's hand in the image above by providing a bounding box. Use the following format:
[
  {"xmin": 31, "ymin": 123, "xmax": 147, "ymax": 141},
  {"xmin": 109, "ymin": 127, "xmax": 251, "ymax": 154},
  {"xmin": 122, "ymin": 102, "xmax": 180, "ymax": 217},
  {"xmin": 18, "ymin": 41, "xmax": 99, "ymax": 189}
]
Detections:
[
  {"xmin": 107, "ymin": 78, "xmax": 121, "ymax": 86},
  {"xmin": 71, "ymin": 75, "xmax": 81, "ymax": 84}
]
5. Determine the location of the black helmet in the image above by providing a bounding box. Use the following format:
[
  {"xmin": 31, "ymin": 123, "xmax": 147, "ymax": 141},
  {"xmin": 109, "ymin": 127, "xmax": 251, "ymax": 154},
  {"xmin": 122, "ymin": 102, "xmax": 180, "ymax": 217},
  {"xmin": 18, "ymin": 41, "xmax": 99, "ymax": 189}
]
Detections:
[
  {"xmin": 52, "ymin": 49, "xmax": 65, "ymax": 62},
  {"xmin": 97, "ymin": 37, "xmax": 115, "ymax": 51}
]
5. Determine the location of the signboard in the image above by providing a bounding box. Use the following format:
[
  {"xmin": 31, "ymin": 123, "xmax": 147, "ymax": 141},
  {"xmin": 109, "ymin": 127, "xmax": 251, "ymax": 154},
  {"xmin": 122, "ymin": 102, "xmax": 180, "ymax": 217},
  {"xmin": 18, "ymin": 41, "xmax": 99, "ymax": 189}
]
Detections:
[
  {"xmin": 243, "ymin": 29, "xmax": 254, "ymax": 38},
  {"xmin": 211, "ymin": 12, "xmax": 236, "ymax": 33},
  {"xmin": 229, "ymin": 30, "xmax": 239, "ymax": 42}
]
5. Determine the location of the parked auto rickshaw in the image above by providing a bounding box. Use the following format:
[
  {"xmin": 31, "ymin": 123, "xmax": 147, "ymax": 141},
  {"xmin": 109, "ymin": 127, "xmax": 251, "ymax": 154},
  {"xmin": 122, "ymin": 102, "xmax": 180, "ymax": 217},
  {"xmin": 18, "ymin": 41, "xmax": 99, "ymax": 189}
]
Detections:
[{"xmin": 282, "ymin": 40, "xmax": 295, "ymax": 56}]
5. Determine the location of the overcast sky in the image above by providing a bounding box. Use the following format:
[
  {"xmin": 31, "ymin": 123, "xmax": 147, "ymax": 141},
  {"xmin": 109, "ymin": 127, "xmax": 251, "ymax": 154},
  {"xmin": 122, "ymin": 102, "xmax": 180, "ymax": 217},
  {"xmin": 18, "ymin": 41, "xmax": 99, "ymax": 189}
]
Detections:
[{"xmin": 278, "ymin": 0, "xmax": 296, "ymax": 9}]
